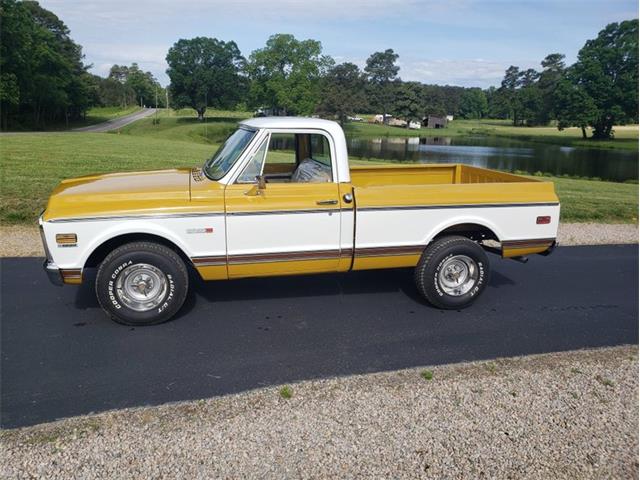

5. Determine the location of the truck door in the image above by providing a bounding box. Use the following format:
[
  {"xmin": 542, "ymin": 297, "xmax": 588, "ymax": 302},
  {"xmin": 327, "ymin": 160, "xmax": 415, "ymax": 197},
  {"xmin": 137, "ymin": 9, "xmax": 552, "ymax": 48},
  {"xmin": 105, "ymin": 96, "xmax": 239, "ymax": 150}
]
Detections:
[{"xmin": 224, "ymin": 131, "xmax": 344, "ymax": 278}]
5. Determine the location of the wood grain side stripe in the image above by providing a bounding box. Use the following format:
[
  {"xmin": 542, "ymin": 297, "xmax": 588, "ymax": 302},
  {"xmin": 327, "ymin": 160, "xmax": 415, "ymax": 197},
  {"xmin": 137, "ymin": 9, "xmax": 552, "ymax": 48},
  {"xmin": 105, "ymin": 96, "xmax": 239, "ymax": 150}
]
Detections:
[
  {"xmin": 502, "ymin": 238, "xmax": 555, "ymax": 249},
  {"xmin": 192, "ymin": 250, "xmax": 344, "ymax": 266},
  {"xmin": 191, "ymin": 256, "xmax": 227, "ymax": 267},
  {"xmin": 354, "ymin": 245, "xmax": 425, "ymax": 257},
  {"xmin": 192, "ymin": 246, "xmax": 423, "ymax": 267}
]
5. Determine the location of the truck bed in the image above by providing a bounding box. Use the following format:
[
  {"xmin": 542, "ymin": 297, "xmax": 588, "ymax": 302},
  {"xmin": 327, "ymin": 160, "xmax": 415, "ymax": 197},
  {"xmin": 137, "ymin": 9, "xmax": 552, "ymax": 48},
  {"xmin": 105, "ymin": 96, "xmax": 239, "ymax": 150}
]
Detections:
[{"xmin": 350, "ymin": 164, "xmax": 558, "ymax": 208}]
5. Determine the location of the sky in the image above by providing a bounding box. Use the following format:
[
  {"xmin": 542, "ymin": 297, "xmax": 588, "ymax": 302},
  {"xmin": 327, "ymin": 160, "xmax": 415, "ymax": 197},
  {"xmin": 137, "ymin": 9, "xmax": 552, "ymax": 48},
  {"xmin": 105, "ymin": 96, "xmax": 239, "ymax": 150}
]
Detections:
[{"xmin": 40, "ymin": 0, "xmax": 638, "ymax": 89}]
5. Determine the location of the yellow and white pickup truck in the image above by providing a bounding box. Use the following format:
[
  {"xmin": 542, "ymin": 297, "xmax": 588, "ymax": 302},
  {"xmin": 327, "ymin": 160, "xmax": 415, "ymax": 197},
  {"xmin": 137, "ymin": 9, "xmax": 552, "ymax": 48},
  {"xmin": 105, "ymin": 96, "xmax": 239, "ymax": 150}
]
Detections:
[{"xmin": 40, "ymin": 117, "xmax": 559, "ymax": 325}]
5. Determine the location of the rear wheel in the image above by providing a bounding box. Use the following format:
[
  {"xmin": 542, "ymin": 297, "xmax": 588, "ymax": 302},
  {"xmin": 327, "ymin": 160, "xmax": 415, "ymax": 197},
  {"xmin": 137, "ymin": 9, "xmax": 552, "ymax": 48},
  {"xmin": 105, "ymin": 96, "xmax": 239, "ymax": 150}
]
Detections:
[
  {"xmin": 95, "ymin": 241, "xmax": 189, "ymax": 325},
  {"xmin": 414, "ymin": 236, "xmax": 489, "ymax": 309}
]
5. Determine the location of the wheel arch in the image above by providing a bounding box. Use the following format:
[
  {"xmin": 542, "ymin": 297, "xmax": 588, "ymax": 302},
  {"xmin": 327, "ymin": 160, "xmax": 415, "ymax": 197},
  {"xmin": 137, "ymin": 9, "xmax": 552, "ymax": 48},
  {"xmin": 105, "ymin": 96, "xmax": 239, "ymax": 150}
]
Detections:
[
  {"xmin": 84, "ymin": 232, "xmax": 194, "ymax": 270},
  {"xmin": 428, "ymin": 219, "xmax": 502, "ymax": 244}
]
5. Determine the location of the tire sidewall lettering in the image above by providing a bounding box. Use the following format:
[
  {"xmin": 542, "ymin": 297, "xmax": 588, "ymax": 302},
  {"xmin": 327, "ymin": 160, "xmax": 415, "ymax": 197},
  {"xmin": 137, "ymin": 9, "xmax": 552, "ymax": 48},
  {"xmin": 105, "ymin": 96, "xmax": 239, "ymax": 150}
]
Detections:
[
  {"xmin": 107, "ymin": 260, "xmax": 133, "ymax": 310},
  {"xmin": 158, "ymin": 274, "xmax": 175, "ymax": 313}
]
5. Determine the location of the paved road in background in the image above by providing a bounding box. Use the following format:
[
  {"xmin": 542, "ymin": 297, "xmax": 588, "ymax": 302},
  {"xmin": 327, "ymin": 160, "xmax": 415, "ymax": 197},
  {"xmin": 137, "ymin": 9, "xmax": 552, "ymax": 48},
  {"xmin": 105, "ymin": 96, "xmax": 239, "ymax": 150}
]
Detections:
[
  {"xmin": 1, "ymin": 245, "xmax": 638, "ymax": 428},
  {"xmin": 72, "ymin": 108, "xmax": 156, "ymax": 132},
  {"xmin": 0, "ymin": 108, "xmax": 156, "ymax": 136}
]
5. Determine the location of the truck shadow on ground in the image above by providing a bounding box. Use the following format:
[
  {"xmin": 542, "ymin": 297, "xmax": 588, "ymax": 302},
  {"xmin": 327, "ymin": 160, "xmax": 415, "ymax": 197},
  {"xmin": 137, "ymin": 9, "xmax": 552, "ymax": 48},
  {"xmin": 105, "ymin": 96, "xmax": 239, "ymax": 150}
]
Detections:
[{"xmin": 75, "ymin": 265, "xmax": 516, "ymax": 318}]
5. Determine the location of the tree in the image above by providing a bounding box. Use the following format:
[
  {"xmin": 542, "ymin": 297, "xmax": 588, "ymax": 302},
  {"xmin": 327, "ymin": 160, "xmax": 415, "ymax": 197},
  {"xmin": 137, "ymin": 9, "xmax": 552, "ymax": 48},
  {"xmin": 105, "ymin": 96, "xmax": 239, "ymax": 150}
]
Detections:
[
  {"xmin": 421, "ymin": 84, "xmax": 447, "ymax": 117},
  {"xmin": 105, "ymin": 64, "xmax": 160, "ymax": 108},
  {"xmin": 0, "ymin": 0, "xmax": 92, "ymax": 129},
  {"xmin": 458, "ymin": 88, "xmax": 488, "ymax": 119},
  {"xmin": 316, "ymin": 62, "xmax": 367, "ymax": 125},
  {"xmin": 392, "ymin": 81, "xmax": 423, "ymax": 127},
  {"xmin": 516, "ymin": 85, "xmax": 544, "ymax": 126},
  {"xmin": 440, "ymin": 85, "xmax": 465, "ymax": 117},
  {"xmin": 571, "ymin": 20, "xmax": 639, "ymax": 139},
  {"xmin": 166, "ymin": 37, "xmax": 246, "ymax": 120},
  {"xmin": 364, "ymin": 49, "xmax": 399, "ymax": 123},
  {"xmin": 499, "ymin": 66, "xmax": 521, "ymax": 125},
  {"xmin": 537, "ymin": 53, "xmax": 566, "ymax": 124},
  {"xmin": 553, "ymin": 78, "xmax": 597, "ymax": 138},
  {"xmin": 246, "ymin": 34, "xmax": 333, "ymax": 115},
  {"xmin": 485, "ymin": 86, "xmax": 510, "ymax": 119}
]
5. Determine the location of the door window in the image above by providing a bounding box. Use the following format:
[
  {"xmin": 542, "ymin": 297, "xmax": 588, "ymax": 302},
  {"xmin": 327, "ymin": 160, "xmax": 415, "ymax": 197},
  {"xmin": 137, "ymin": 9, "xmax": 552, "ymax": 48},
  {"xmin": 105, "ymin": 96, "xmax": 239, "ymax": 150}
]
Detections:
[
  {"xmin": 236, "ymin": 137, "xmax": 268, "ymax": 183},
  {"xmin": 237, "ymin": 132, "xmax": 333, "ymax": 184}
]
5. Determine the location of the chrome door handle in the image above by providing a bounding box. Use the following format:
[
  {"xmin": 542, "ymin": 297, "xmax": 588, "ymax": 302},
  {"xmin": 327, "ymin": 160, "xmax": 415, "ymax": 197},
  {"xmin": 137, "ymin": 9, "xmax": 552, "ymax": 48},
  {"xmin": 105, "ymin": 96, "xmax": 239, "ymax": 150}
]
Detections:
[{"xmin": 316, "ymin": 199, "xmax": 338, "ymax": 205}]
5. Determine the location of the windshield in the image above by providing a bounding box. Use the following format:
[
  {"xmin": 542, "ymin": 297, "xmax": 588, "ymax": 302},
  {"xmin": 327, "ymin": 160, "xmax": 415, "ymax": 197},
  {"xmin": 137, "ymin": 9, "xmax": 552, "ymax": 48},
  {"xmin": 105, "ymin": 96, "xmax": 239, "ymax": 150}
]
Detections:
[{"xmin": 203, "ymin": 127, "xmax": 256, "ymax": 180}]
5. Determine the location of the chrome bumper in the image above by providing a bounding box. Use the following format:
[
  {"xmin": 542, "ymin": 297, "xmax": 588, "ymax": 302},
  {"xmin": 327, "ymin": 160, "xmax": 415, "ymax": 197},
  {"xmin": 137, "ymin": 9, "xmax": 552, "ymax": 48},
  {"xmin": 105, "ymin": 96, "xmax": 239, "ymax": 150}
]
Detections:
[
  {"xmin": 43, "ymin": 260, "xmax": 64, "ymax": 286},
  {"xmin": 539, "ymin": 240, "xmax": 557, "ymax": 256}
]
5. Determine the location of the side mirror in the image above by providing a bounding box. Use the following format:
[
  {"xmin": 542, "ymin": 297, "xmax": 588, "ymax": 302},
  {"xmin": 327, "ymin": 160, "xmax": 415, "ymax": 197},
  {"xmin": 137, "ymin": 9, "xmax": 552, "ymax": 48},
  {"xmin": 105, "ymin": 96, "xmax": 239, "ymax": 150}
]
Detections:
[{"xmin": 245, "ymin": 175, "xmax": 267, "ymax": 196}]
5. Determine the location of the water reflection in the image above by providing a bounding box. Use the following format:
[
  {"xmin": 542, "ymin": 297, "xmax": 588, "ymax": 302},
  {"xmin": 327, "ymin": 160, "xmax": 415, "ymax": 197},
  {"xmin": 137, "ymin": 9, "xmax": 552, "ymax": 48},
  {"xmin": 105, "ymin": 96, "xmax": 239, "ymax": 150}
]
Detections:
[{"xmin": 346, "ymin": 136, "xmax": 638, "ymax": 182}]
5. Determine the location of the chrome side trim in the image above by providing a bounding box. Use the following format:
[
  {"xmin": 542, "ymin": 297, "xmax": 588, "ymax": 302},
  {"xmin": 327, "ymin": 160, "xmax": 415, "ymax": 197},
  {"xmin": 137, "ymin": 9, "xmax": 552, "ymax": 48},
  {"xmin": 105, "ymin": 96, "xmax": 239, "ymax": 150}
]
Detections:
[
  {"xmin": 357, "ymin": 202, "xmax": 560, "ymax": 212},
  {"xmin": 47, "ymin": 212, "xmax": 224, "ymax": 223},
  {"xmin": 45, "ymin": 202, "xmax": 559, "ymax": 223},
  {"xmin": 227, "ymin": 209, "xmax": 341, "ymax": 216}
]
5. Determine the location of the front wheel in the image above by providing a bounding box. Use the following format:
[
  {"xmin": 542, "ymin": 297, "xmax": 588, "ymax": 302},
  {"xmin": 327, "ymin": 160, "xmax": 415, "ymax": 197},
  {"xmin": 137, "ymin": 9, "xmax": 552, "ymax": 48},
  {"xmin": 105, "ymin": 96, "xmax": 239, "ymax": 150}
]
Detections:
[
  {"xmin": 95, "ymin": 241, "xmax": 189, "ymax": 325},
  {"xmin": 414, "ymin": 236, "xmax": 490, "ymax": 309}
]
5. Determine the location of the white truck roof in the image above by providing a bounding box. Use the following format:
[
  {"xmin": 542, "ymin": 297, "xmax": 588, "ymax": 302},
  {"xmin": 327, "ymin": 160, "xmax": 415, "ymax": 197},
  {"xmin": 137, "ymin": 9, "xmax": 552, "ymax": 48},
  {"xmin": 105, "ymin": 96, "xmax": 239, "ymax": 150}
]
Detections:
[
  {"xmin": 239, "ymin": 117, "xmax": 350, "ymax": 183},
  {"xmin": 240, "ymin": 116, "xmax": 340, "ymax": 130}
]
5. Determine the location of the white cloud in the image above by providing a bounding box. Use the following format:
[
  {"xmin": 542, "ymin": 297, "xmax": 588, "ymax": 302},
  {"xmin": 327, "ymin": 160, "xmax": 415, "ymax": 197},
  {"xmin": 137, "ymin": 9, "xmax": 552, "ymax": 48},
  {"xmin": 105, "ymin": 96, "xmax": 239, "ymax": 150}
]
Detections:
[{"xmin": 399, "ymin": 58, "xmax": 538, "ymax": 88}]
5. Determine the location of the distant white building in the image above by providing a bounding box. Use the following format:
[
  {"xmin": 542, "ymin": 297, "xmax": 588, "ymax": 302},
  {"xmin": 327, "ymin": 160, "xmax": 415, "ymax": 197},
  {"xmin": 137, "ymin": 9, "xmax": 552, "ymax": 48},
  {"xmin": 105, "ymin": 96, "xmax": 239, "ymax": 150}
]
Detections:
[
  {"xmin": 373, "ymin": 114, "xmax": 394, "ymax": 124},
  {"xmin": 446, "ymin": 115, "xmax": 454, "ymax": 122}
]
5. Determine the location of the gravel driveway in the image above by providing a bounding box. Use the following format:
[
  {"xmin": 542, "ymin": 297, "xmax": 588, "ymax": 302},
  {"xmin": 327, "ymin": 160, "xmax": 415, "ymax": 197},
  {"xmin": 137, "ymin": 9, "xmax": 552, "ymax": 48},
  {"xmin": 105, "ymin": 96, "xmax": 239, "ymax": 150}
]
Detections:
[{"xmin": 1, "ymin": 345, "xmax": 637, "ymax": 479}]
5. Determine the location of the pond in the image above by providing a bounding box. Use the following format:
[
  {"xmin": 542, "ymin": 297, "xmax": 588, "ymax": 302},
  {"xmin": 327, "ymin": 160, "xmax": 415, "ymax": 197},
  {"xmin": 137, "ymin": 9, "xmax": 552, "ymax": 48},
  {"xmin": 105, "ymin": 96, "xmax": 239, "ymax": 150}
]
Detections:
[{"xmin": 345, "ymin": 136, "xmax": 638, "ymax": 182}]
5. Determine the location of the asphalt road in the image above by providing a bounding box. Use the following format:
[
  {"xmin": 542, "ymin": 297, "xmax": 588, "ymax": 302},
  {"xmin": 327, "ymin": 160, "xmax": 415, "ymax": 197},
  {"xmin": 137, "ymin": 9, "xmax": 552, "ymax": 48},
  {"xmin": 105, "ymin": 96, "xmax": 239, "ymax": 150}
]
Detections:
[
  {"xmin": 72, "ymin": 108, "xmax": 156, "ymax": 132},
  {"xmin": 0, "ymin": 109, "xmax": 157, "ymax": 136},
  {"xmin": 1, "ymin": 245, "xmax": 638, "ymax": 428}
]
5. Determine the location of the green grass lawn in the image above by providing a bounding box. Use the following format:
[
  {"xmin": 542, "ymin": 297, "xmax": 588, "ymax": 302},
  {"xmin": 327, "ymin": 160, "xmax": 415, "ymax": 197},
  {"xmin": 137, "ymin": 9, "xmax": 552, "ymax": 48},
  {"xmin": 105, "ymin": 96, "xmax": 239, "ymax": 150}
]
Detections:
[
  {"xmin": 84, "ymin": 106, "xmax": 143, "ymax": 122},
  {"xmin": 117, "ymin": 110, "xmax": 240, "ymax": 144},
  {"xmin": 1, "ymin": 133, "xmax": 214, "ymax": 223},
  {"xmin": 1, "ymin": 128, "xmax": 637, "ymax": 224},
  {"xmin": 347, "ymin": 118, "xmax": 638, "ymax": 151},
  {"xmin": 534, "ymin": 176, "xmax": 638, "ymax": 223}
]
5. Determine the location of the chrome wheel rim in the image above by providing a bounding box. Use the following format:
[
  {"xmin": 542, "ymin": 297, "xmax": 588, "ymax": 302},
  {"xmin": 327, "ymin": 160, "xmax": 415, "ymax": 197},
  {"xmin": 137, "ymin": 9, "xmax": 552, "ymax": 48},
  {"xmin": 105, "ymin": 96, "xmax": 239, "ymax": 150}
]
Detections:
[
  {"xmin": 438, "ymin": 255, "xmax": 479, "ymax": 296},
  {"xmin": 116, "ymin": 263, "xmax": 168, "ymax": 312}
]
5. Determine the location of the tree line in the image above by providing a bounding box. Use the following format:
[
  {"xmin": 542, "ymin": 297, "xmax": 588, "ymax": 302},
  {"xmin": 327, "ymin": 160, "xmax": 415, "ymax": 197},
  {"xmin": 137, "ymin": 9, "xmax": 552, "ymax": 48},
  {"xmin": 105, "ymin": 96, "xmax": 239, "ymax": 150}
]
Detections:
[
  {"xmin": 487, "ymin": 19, "xmax": 638, "ymax": 139},
  {"xmin": 1, "ymin": 0, "xmax": 637, "ymax": 139},
  {"xmin": 0, "ymin": 0, "xmax": 166, "ymax": 129}
]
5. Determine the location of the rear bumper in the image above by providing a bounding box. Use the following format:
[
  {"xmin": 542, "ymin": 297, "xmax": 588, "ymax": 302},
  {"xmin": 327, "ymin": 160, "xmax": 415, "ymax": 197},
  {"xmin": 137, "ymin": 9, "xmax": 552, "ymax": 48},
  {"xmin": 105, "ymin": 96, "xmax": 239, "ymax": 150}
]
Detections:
[
  {"xmin": 539, "ymin": 240, "xmax": 557, "ymax": 256},
  {"xmin": 501, "ymin": 237, "xmax": 556, "ymax": 258},
  {"xmin": 43, "ymin": 260, "xmax": 64, "ymax": 286}
]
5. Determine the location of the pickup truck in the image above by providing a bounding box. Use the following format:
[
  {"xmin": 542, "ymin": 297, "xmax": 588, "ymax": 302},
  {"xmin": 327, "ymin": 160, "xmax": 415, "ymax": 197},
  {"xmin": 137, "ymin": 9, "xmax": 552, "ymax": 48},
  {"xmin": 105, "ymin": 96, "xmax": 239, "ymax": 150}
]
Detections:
[{"xmin": 40, "ymin": 117, "xmax": 559, "ymax": 325}]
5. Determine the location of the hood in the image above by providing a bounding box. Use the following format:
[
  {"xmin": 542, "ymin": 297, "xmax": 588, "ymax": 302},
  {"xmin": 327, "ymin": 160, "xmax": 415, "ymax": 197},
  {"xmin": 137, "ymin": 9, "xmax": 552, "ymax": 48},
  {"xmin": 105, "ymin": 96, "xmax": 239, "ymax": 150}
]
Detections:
[{"xmin": 43, "ymin": 169, "xmax": 193, "ymax": 221}]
